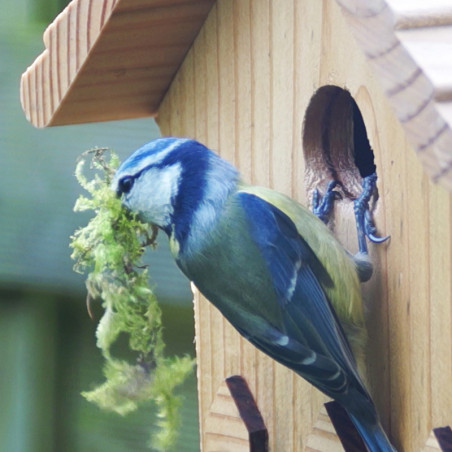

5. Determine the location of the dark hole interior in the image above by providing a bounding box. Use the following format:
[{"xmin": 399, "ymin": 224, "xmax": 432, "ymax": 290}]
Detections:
[
  {"xmin": 352, "ymin": 99, "xmax": 376, "ymax": 178},
  {"xmin": 303, "ymin": 85, "xmax": 378, "ymax": 199}
]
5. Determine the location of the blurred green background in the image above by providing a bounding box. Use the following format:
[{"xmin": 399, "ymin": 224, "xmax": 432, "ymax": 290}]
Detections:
[{"xmin": 0, "ymin": 1, "xmax": 199, "ymax": 451}]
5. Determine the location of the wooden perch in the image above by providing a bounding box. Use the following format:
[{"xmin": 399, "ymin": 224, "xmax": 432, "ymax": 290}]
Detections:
[
  {"xmin": 205, "ymin": 378, "xmax": 365, "ymax": 452},
  {"xmin": 204, "ymin": 378, "xmax": 452, "ymax": 452},
  {"xmin": 20, "ymin": 0, "xmax": 215, "ymax": 127},
  {"xmin": 204, "ymin": 376, "xmax": 268, "ymax": 452},
  {"xmin": 320, "ymin": 403, "xmax": 452, "ymax": 452},
  {"xmin": 324, "ymin": 402, "xmax": 367, "ymax": 451},
  {"xmin": 305, "ymin": 404, "xmax": 349, "ymax": 452},
  {"xmin": 433, "ymin": 426, "xmax": 452, "ymax": 452}
]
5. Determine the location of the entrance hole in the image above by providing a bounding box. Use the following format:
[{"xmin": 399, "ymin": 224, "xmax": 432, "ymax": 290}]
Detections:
[{"xmin": 302, "ymin": 85, "xmax": 377, "ymax": 200}]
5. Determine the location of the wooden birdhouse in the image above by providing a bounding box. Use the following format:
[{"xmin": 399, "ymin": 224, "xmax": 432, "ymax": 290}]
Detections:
[{"xmin": 21, "ymin": 1, "xmax": 452, "ymax": 451}]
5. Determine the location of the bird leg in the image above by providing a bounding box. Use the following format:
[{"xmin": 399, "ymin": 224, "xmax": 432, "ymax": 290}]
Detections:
[
  {"xmin": 352, "ymin": 173, "xmax": 390, "ymax": 282},
  {"xmin": 353, "ymin": 173, "xmax": 389, "ymax": 255},
  {"xmin": 312, "ymin": 180, "xmax": 342, "ymax": 224},
  {"xmin": 312, "ymin": 174, "xmax": 389, "ymax": 283}
]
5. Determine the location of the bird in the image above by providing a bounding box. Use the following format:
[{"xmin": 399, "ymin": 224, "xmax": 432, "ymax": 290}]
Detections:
[{"xmin": 112, "ymin": 137, "xmax": 396, "ymax": 452}]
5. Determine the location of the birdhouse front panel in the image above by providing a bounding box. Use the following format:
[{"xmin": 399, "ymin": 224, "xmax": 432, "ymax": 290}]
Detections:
[{"xmin": 156, "ymin": 1, "xmax": 452, "ymax": 451}]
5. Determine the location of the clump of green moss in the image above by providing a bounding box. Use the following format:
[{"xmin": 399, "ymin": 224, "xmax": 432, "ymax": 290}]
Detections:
[{"xmin": 70, "ymin": 148, "xmax": 194, "ymax": 451}]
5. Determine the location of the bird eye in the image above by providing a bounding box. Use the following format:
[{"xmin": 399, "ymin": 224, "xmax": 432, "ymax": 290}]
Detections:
[{"xmin": 118, "ymin": 176, "xmax": 135, "ymax": 195}]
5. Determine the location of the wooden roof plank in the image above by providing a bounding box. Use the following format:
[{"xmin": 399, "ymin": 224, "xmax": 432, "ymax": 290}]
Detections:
[
  {"xmin": 396, "ymin": 25, "xmax": 452, "ymax": 101},
  {"xmin": 387, "ymin": 0, "xmax": 452, "ymax": 29},
  {"xmin": 20, "ymin": 0, "xmax": 215, "ymax": 127},
  {"xmin": 336, "ymin": 0, "xmax": 452, "ymax": 189}
]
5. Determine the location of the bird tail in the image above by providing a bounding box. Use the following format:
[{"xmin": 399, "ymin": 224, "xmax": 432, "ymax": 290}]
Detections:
[{"xmin": 347, "ymin": 409, "xmax": 397, "ymax": 452}]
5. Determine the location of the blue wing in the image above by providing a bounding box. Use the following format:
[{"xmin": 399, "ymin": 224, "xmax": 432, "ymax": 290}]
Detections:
[{"xmin": 236, "ymin": 192, "xmax": 368, "ymax": 400}]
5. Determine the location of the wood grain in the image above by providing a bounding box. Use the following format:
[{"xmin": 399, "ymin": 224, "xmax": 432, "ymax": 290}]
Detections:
[
  {"xmin": 305, "ymin": 405, "xmax": 344, "ymax": 452},
  {"xmin": 423, "ymin": 430, "xmax": 446, "ymax": 452},
  {"xmin": 20, "ymin": 0, "xmax": 215, "ymax": 127},
  {"xmin": 336, "ymin": 0, "xmax": 452, "ymax": 190},
  {"xmin": 157, "ymin": 1, "xmax": 452, "ymax": 450},
  {"xmin": 204, "ymin": 378, "xmax": 253, "ymax": 452},
  {"xmin": 20, "ymin": 0, "xmax": 452, "ymax": 450},
  {"xmin": 204, "ymin": 376, "xmax": 268, "ymax": 452},
  {"xmin": 21, "ymin": 0, "xmax": 452, "ymax": 191}
]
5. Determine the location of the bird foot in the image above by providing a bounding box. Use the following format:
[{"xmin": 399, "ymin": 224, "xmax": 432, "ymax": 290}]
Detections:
[
  {"xmin": 312, "ymin": 180, "xmax": 342, "ymax": 224},
  {"xmin": 354, "ymin": 173, "xmax": 390, "ymax": 256}
]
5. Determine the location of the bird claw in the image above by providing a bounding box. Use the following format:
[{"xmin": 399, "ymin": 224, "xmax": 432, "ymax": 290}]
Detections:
[
  {"xmin": 364, "ymin": 210, "xmax": 390, "ymax": 244},
  {"xmin": 354, "ymin": 173, "xmax": 389, "ymax": 255},
  {"xmin": 312, "ymin": 180, "xmax": 342, "ymax": 224},
  {"xmin": 313, "ymin": 173, "xmax": 389, "ymax": 282}
]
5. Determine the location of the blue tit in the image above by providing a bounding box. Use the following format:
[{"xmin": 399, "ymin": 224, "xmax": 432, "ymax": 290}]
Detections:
[{"xmin": 112, "ymin": 137, "xmax": 396, "ymax": 452}]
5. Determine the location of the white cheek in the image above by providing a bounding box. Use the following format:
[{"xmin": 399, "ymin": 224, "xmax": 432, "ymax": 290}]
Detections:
[{"xmin": 127, "ymin": 164, "xmax": 182, "ymax": 227}]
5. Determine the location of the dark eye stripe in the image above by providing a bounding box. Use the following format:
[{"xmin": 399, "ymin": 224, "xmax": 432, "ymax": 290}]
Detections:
[{"xmin": 117, "ymin": 176, "xmax": 135, "ymax": 195}]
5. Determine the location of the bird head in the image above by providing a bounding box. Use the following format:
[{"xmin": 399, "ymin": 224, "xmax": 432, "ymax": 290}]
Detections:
[{"xmin": 112, "ymin": 137, "xmax": 239, "ymax": 250}]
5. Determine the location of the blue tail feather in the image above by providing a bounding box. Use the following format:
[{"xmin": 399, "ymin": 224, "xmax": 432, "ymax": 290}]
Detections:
[{"xmin": 347, "ymin": 410, "xmax": 397, "ymax": 452}]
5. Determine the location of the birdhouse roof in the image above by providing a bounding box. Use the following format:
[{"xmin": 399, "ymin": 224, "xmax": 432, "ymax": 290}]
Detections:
[
  {"xmin": 20, "ymin": 0, "xmax": 215, "ymax": 127},
  {"xmin": 20, "ymin": 0, "xmax": 452, "ymax": 188}
]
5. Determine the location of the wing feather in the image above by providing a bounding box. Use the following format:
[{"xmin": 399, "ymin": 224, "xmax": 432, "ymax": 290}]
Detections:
[{"xmin": 237, "ymin": 192, "xmax": 366, "ymax": 398}]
